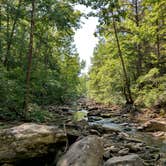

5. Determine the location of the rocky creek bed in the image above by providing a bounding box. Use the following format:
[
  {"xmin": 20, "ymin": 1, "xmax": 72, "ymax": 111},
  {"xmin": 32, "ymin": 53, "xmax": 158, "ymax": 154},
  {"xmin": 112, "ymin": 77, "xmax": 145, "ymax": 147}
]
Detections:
[{"xmin": 0, "ymin": 101, "xmax": 166, "ymax": 166}]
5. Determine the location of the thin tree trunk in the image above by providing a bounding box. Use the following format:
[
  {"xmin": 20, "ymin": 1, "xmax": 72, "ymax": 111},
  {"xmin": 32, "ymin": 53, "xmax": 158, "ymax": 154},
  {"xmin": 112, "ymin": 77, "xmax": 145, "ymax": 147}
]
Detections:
[
  {"xmin": 24, "ymin": 0, "xmax": 35, "ymax": 114},
  {"xmin": 134, "ymin": 0, "xmax": 142, "ymax": 77},
  {"xmin": 112, "ymin": 11, "xmax": 133, "ymax": 104},
  {"xmin": 19, "ymin": 26, "xmax": 26, "ymax": 64},
  {"xmin": 4, "ymin": 3, "xmax": 10, "ymax": 69},
  {"xmin": 0, "ymin": 4, "xmax": 2, "ymax": 59},
  {"xmin": 135, "ymin": 1, "xmax": 139, "ymax": 27},
  {"xmin": 156, "ymin": 19, "xmax": 160, "ymax": 67},
  {"xmin": 136, "ymin": 45, "xmax": 142, "ymax": 77},
  {"xmin": 4, "ymin": 0, "xmax": 22, "ymax": 70}
]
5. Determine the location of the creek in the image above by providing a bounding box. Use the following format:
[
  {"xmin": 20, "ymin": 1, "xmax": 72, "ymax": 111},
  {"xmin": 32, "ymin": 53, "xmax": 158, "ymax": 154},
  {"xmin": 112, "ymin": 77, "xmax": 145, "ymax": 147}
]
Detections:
[
  {"xmin": 89, "ymin": 116, "xmax": 166, "ymax": 153},
  {"xmin": 75, "ymin": 109, "xmax": 166, "ymax": 154}
]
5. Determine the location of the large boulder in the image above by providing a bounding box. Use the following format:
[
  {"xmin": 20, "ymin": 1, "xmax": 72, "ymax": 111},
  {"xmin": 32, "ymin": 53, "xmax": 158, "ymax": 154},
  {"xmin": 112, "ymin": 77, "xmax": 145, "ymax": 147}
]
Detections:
[
  {"xmin": 57, "ymin": 135, "xmax": 104, "ymax": 166},
  {"xmin": 138, "ymin": 119, "xmax": 166, "ymax": 132},
  {"xmin": 104, "ymin": 154, "xmax": 144, "ymax": 166},
  {"xmin": 0, "ymin": 123, "xmax": 66, "ymax": 163}
]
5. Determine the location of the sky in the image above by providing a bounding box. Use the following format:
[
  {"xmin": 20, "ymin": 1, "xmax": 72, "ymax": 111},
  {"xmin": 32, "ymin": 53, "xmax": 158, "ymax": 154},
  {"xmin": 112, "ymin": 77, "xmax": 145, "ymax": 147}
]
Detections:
[{"xmin": 74, "ymin": 5, "xmax": 99, "ymax": 73}]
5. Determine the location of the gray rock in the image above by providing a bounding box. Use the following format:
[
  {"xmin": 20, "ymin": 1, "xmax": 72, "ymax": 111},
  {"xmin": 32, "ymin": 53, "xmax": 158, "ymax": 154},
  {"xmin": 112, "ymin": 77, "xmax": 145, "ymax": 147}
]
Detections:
[
  {"xmin": 159, "ymin": 159, "xmax": 166, "ymax": 166},
  {"xmin": 88, "ymin": 109, "xmax": 101, "ymax": 116},
  {"xmin": 103, "ymin": 125, "xmax": 121, "ymax": 133},
  {"xmin": 89, "ymin": 129, "xmax": 101, "ymax": 136},
  {"xmin": 118, "ymin": 132, "xmax": 130, "ymax": 139},
  {"xmin": 0, "ymin": 123, "xmax": 66, "ymax": 163},
  {"xmin": 100, "ymin": 113, "xmax": 113, "ymax": 118},
  {"xmin": 109, "ymin": 146, "xmax": 120, "ymax": 153},
  {"xmin": 104, "ymin": 150, "xmax": 111, "ymax": 159},
  {"xmin": 57, "ymin": 135, "xmax": 103, "ymax": 166},
  {"xmin": 104, "ymin": 154, "xmax": 145, "ymax": 166},
  {"xmin": 126, "ymin": 143, "xmax": 144, "ymax": 152},
  {"xmin": 118, "ymin": 148, "xmax": 129, "ymax": 155},
  {"xmin": 138, "ymin": 120, "xmax": 166, "ymax": 132}
]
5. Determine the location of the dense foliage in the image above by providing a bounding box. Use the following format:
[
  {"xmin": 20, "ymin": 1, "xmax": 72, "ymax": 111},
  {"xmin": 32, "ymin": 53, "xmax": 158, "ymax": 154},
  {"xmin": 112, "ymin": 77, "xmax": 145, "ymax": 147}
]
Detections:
[
  {"xmin": 0, "ymin": 0, "xmax": 165, "ymax": 120},
  {"xmin": 0, "ymin": 0, "xmax": 83, "ymax": 119},
  {"xmin": 86, "ymin": 0, "xmax": 166, "ymax": 108}
]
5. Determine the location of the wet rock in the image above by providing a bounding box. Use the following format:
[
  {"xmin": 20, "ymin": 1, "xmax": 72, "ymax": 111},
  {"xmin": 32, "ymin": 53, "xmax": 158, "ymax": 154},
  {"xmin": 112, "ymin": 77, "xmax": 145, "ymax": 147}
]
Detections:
[
  {"xmin": 0, "ymin": 123, "xmax": 66, "ymax": 163},
  {"xmin": 159, "ymin": 159, "xmax": 166, "ymax": 166},
  {"xmin": 88, "ymin": 107, "xmax": 113, "ymax": 117},
  {"xmin": 152, "ymin": 131, "xmax": 166, "ymax": 139},
  {"xmin": 122, "ymin": 136, "xmax": 143, "ymax": 143},
  {"xmin": 57, "ymin": 135, "xmax": 103, "ymax": 166},
  {"xmin": 139, "ymin": 152, "xmax": 159, "ymax": 164},
  {"xmin": 118, "ymin": 132, "xmax": 130, "ymax": 139},
  {"xmin": 104, "ymin": 150, "xmax": 111, "ymax": 159},
  {"xmin": 90, "ymin": 124, "xmax": 121, "ymax": 135},
  {"xmin": 123, "ymin": 127, "xmax": 132, "ymax": 132},
  {"xmin": 88, "ymin": 106, "xmax": 100, "ymax": 111},
  {"xmin": 89, "ymin": 124, "xmax": 104, "ymax": 134},
  {"xmin": 103, "ymin": 125, "xmax": 121, "ymax": 133},
  {"xmin": 100, "ymin": 113, "xmax": 113, "ymax": 118},
  {"xmin": 109, "ymin": 146, "xmax": 120, "ymax": 153},
  {"xmin": 138, "ymin": 120, "xmax": 166, "ymax": 132},
  {"xmin": 118, "ymin": 148, "xmax": 129, "ymax": 156},
  {"xmin": 104, "ymin": 146, "xmax": 119, "ymax": 158},
  {"xmin": 88, "ymin": 116, "xmax": 103, "ymax": 122},
  {"xmin": 88, "ymin": 109, "xmax": 101, "ymax": 116},
  {"xmin": 126, "ymin": 143, "xmax": 144, "ymax": 152},
  {"xmin": 66, "ymin": 120, "xmax": 90, "ymax": 136},
  {"xmin": 145, "ymin": 146, "xmax": 160, "ymax": 153},
  {"xmin": 104, "ymin": 154, "xmax": 145, "ymax": 166},
  {"xmin": 89, "ymin": 129, "xmax": 101, "ymax": 136},
  {"xmin": 88, "ymin": 116, "xmax": 124, "ymax": 134}
]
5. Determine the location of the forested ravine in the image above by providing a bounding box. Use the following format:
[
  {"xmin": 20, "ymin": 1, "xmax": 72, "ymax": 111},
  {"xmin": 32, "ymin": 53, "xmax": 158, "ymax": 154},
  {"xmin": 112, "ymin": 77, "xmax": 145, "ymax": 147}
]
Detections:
[{"xmin": 0, "ymin": 0, "xmax": 165, "ymax": 166}]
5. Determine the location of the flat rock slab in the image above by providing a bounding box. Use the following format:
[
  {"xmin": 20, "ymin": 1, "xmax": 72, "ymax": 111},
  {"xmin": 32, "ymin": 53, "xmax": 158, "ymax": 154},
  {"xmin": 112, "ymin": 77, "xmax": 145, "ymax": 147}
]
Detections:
[
  {"xmin": 0, "ymin": 123, "xmax": 66, "ymax": 163},
  {"xmin": 138, "ymin": 120, "xmax": 166, "ymax": 132},
  {"xmin": 57, "ymin": 135, "xmax": 103, "ymax": 166},
  {"xmin": 104, "ymin": 154, "xmax": 145, "ymax": 166}
]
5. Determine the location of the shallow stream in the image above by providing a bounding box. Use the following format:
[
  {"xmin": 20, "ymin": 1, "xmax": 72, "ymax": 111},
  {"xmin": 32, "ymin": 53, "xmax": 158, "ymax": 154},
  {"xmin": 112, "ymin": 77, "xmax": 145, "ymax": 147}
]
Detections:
[{"xmin": 89, "ymin": 116, "xmax": 166, "ymax": 153}]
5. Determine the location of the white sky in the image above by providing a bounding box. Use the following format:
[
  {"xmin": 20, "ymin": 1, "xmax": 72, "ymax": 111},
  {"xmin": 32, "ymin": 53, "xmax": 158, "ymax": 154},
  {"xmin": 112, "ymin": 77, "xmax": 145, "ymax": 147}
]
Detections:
[{"xmin": 74, "ymin": 5, "xmax": 99, "ymax": 73}]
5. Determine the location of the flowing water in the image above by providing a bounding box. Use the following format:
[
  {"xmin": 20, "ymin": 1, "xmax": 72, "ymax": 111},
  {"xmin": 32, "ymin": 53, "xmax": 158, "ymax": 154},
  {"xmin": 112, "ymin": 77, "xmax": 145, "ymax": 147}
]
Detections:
[{"xmin": 87, "ymin": 115, "xmax": 166, "ymax": 153}]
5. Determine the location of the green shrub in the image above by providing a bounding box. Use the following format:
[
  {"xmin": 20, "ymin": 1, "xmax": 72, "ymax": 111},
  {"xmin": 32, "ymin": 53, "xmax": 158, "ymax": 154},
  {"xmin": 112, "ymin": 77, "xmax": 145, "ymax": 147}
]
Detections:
[{"xmin": 26, "ymin": 104, "xmax": 54, "ymax": 122}]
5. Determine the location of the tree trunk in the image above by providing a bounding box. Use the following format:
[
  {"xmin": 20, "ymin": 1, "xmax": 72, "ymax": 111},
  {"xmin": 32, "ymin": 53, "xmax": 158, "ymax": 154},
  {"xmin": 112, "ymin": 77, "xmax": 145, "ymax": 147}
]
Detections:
[
  {"xmin": 4, "ymin": 3, "xmax": 10, "ymax": 69},
  {"xmin": 24, "ymin": 0, "xmax": 35, "ymax": 114},
  {"xmin": 4, "ymin": 0, "xmax": 22, "ymax": 70},
  {"xmin": 112, "ymin": 11, "xmax": 133, "ymax": 104},
  {"xmin": 156, "ymin": 19, "xmax": 160, "ymax": 67},
  {"xmin": 134, "ymin": 0, "xmax": 142, "ymax": 77},
  {"xmin": 0, "ymin": 4, "xmax": 2, "ymax": 59},
  {"xmin": 19, "ymin": 26, "xmax": 26, "ymax": 63}
]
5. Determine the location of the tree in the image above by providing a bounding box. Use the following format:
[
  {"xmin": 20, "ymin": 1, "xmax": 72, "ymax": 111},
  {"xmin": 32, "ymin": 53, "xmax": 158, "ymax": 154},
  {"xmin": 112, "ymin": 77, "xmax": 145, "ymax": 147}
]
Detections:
[
  {"xmin": 111, "ymin": 10, "xmax": 133, "ymax": 104},
  {"xmin": 24, "ymin": 0, "xmax": 35, "ymax": 114}
]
